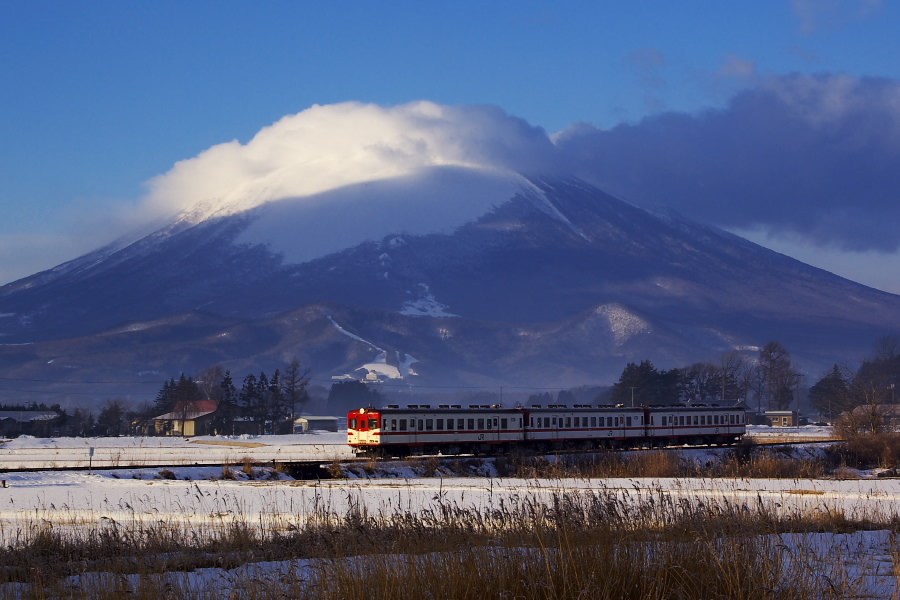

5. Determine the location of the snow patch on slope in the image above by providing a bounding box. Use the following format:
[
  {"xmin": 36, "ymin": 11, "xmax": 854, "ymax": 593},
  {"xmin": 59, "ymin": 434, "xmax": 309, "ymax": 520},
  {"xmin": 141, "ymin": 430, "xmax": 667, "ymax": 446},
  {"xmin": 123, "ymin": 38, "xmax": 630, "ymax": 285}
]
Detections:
[
  {"xmin": 595, "ymin": 304, "xmax": 651, "ymax": 346},
  {"xmin": 400, "ymin": 284, "xmax": 458, "ymax": 318},
  {"xmin": 326, "ymin": 316, "xmax": 417, "ymax": 380}
]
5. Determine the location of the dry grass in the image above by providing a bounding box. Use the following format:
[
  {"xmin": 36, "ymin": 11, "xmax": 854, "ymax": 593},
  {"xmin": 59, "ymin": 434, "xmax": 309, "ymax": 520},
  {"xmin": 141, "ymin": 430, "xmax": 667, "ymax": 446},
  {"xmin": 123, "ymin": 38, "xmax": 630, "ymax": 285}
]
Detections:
[
  {"xmin": 494, "ymin": 442, "xmax": 826, "ymax": 480},
  {"xmin": 0, "ymin": 481, "xmax": 893, "ymax": 599}
]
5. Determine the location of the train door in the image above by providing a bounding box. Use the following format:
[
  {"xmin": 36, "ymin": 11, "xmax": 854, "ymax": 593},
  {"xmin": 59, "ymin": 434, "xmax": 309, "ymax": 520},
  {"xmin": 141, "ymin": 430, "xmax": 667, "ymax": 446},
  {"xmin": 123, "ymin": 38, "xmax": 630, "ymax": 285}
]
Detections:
[
  {"xmin": 551, "ymin": 414, "xmax": 562, "ymax": 440},
  {"xmin": 487, "ymin": 414, "xmax": 500, "ymax": 443}
]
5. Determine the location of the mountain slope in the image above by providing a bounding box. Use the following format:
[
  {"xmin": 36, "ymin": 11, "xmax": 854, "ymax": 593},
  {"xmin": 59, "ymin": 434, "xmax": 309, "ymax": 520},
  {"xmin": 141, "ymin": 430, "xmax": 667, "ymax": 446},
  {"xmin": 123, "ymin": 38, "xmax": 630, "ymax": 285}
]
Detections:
[{"xmin": 1, "ymin": 170, "xmax": 898, "ymax": 402}]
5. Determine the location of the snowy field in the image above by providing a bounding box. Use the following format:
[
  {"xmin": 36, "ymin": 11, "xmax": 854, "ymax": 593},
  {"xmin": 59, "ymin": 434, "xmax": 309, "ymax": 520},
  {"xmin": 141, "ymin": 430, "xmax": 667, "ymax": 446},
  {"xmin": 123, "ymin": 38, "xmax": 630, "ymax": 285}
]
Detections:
[{"xmin": 2, "ymin": 425, "xmax": 898, "ymax": 597}]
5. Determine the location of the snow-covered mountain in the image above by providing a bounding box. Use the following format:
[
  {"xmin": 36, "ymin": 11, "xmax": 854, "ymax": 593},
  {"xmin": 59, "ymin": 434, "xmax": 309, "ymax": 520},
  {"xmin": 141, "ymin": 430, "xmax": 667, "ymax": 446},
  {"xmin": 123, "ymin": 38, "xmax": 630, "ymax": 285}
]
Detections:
[
  {"xmin": 2, "ymin": 164, "xmax": 899, "ymax": 404},
  {"xmin": 2, "ymin": 100, "xmax": 900, "ymax": 402}
]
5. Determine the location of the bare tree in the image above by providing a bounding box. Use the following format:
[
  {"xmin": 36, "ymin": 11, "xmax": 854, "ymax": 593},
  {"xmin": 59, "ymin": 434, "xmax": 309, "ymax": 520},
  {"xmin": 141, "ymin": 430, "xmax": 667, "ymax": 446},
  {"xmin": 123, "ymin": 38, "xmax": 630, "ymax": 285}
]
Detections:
[
  {"xmin": 282, "ymin": 357, "xmax": 311, "ymax": 425},
  {"xmin": 717, "ymin": 350, "xmax": 749, "ymax": 405},
  {"xmin": 197, "ymin": 365, "xmax": 226, "ymax": 403},
  {"xmin": 756, "ymin": 341, "xmax": 799, "ymax": 411}
]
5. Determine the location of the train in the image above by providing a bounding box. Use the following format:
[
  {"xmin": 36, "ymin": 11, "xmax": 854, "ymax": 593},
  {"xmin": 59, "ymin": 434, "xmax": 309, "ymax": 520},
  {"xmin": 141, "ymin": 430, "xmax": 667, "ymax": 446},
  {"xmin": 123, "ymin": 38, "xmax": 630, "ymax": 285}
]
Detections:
[{"xmin": 347, "ymin": 402, "xmax": 746, "ymax": 457}]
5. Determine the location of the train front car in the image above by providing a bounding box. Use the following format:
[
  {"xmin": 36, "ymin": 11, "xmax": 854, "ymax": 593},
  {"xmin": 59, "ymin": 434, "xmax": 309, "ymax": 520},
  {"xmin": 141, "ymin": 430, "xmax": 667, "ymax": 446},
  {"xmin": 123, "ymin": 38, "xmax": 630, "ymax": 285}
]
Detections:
[{"xmin": 347, "ymin": 407, "xmax": 383, "ymax": 454}]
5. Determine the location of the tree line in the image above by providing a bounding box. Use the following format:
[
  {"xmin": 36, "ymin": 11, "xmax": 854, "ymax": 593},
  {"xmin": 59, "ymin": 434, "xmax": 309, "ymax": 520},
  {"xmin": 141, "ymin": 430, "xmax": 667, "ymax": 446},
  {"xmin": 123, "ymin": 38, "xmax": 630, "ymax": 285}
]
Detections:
[
  {"xmin": 808, "ymin": 335, "xmax": 900, "ymax": 435},
  {"xmin": 600, "ymin": 341, "xmax": 801, "ymax": 411},
  {"xmin": 152, "ymin": 358, "xmax": 310, "ymax": 435}
]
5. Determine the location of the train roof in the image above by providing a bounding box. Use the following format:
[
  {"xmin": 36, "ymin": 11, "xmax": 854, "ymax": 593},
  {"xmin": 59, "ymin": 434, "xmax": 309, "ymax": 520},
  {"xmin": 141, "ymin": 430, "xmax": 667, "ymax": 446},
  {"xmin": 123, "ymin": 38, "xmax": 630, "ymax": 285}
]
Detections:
[{"xmin": 352, "ymin": 403, "xmax": 744, "ymax": 414}]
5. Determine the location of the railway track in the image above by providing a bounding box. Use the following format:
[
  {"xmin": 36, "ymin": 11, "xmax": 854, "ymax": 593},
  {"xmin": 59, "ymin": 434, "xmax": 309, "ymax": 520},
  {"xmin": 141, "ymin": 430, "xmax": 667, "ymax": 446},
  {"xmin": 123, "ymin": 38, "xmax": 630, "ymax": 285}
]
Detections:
[{"xmin": 0, "ymin": 435, "xmax": 838, "ymax": 474}]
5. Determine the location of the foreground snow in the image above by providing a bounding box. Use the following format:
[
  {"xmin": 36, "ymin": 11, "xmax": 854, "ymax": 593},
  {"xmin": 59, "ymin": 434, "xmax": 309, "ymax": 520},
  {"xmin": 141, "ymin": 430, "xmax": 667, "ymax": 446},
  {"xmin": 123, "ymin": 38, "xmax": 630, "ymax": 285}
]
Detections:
[{"xmin": 1, "ymin": 428, "xmax": 898, "ymax": 597}]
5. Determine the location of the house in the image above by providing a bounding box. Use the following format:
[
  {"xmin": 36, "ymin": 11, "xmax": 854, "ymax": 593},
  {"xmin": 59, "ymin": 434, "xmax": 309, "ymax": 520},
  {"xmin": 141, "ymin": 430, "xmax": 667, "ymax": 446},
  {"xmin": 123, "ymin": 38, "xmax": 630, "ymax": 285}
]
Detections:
[
  {"xmin": 0, "ymin": 410, "xmax": 59, "ymax": 437},
  {"xmin": 293, "ymin": 415, "xmax": 339, "ymax": 433},
  {"xmin": 763, "ymin": 410, "xmax": 800, "ymax": 427},
  {"xmin": 153, "ymin": 399, "xmax": 218, "ymax": 437}
]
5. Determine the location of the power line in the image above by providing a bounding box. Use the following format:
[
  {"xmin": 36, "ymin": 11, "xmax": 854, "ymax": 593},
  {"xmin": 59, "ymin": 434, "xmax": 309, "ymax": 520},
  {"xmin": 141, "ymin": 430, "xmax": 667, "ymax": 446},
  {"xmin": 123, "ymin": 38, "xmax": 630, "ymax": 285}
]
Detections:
[{"xmin": 0, "ymin": 376, "xmax": 160, "ymax": 385}]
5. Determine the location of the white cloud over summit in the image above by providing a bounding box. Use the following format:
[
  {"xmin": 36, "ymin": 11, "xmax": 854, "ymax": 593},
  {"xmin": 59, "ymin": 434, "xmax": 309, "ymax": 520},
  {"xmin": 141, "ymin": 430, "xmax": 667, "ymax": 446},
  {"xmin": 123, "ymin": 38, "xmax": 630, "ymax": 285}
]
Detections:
[{"xmin": 140, "ymin": 101, "xmax": 561, "ymax": 222}]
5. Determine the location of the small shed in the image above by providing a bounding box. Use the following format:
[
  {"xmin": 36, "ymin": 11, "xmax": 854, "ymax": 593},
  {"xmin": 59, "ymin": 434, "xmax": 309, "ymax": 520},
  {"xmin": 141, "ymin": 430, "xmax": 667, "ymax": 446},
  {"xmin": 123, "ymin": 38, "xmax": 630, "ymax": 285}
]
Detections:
[
  {"xmin": 153, "ymin": 400, "xmax": 218, "ymax": 437},
  {"xmin": 764, "ymin": 410, "xmax": 800, "ymax": 427},
  {"xmin": 294, "ymin": 415, "xmax": 339, "ymax": 433}
]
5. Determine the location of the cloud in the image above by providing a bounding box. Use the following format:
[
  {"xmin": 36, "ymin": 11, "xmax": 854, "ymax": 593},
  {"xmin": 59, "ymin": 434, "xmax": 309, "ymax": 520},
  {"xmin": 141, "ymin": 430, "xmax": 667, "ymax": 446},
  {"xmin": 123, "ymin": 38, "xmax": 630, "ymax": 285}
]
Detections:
[
  {"xmin": 556, "ymin": 73, "xmax": 900, "ymax": 254},
  {"xmin": 140, "ymin": 101, "xmax": 561, "ymax": 222},
  {"xmin": 791, "ymin": 0, "xmax": 883, "ymax": 34}
]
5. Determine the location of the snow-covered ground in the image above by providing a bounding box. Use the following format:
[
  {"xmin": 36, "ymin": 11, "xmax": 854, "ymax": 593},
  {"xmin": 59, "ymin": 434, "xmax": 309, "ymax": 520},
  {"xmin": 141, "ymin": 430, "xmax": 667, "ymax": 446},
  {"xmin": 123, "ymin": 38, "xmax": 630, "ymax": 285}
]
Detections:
[
  {"xmin": 0, "ymin": 427, "xmax": 898, "ymax": 597},
  {"xmin": 0, "ymin": 431, "xmax": 353, "ymax": 469}
]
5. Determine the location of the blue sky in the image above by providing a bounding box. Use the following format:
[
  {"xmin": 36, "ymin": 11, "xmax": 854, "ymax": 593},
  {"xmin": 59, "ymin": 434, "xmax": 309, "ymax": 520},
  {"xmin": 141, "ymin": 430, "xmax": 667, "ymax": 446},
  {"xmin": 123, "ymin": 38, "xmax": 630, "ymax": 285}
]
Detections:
[{"xmin": 1, "ymin": 1, "xmax": 899, "ymax": 292}]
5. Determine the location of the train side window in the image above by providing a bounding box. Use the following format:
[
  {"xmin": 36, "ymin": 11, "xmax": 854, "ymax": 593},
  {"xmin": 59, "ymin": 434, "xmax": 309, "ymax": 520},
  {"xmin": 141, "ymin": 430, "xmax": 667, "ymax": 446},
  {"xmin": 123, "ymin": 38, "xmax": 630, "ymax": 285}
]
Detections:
[
  {"xmin": 468, "ymin": 418, "xmax": 474, "ymax": 430},
  {"xmin": 391, "ymin": 420, "xmax": 397, "ymax": 431},
  {"xmin": 530, "ymin": 417, "xmax": 534, "ymax": 427},
  {"xmin": 477, "ymin": 418, "xmax": 485, "ymax": 430},
  {"xmin": 417, "ymin": 420, "xmax": 423, "ymax": 430},
  {"xmin": 650, "ymin": 416, "xmax": 654, "ymax": 425},
  {"xmin": 552, "ymin": 417, "xmax": 557, "ymax": 426},
  {"xmin": 626, "ymin": 416, "xmax": 632, "ymax": 427},
  {"xmin": 486, "ymin": 419, "xmax": 492, "ymax": 430},
  {"xmin": 437, "ymin": 419, "xmax": 444, "ymax": 430},
  {"xmin": 701, "ymin": 416, "xmax": 706, "ymax": 425},
  {"xmin": 349, "ymin": 418, "xmax": 358, "ymax": 429},
  {"xmin": 425, "ymin": 419, "xmax": 433, "ymax": 431},
  {"xmin": 399, "ymin": 419, "xmax": 407, "ymax": 431},
  {"xmin": 591, "ymin": 417, "xmax": 596, "ymax": 427},
  {"xmin": 501, "ymin": 418, "xmax": 508, "ymax": 429},
  {"xmin": 565, "ymin": 417, "xmax": 570, "ymax": 428}
]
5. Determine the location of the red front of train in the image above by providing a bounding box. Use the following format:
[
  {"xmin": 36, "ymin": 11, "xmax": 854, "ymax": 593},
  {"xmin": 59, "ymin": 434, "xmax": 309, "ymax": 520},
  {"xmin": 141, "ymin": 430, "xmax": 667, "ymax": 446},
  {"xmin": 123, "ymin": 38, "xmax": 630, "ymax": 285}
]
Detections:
[{"xmin": 347, "ymin": 407, "xmax": 382, "ymax": 449}]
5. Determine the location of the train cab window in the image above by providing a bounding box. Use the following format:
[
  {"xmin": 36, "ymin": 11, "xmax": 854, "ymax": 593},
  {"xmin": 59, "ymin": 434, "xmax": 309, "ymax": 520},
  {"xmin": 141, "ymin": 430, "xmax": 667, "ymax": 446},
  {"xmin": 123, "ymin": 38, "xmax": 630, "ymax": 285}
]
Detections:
[
  {"xmin": 349, "ymin": 418, "xmax": 358, "ymax": 429},
  {"xmin": 369, "ymin": 419, "xmax": 378, "ymax": 429},
  {"xmin": 437, "ymin": 419, "xmax": 444, "ymax": 430},
  {"xmin": 425, "ymin": 419, "xmax": 433, "ymax": 431},
  {"xmin": 399, "ymin": 419, "xmax": 407, "ymax": 431},
  {"xmin": 467, "ymin": 418, "xmax": 474, "ymax": 430},
  {"xmin": 501, "ymin": 418, "xmax": 508, "ymax": 429}
]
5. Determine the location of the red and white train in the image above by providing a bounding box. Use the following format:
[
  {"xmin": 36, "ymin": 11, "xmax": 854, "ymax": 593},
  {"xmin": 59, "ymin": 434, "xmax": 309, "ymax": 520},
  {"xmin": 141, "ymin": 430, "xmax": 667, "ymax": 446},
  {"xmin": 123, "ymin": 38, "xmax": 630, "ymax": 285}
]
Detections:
[{"xmin": 348, "ymin": 402, "xmax": 746, "ymax": 457}]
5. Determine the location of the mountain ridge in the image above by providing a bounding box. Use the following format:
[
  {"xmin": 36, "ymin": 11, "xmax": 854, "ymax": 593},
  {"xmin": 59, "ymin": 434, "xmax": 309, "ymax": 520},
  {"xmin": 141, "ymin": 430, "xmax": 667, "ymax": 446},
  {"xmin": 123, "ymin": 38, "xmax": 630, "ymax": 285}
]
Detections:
[{"xmin": 1, "ymin": 171, "xmax": 898, "ymax": 403}]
